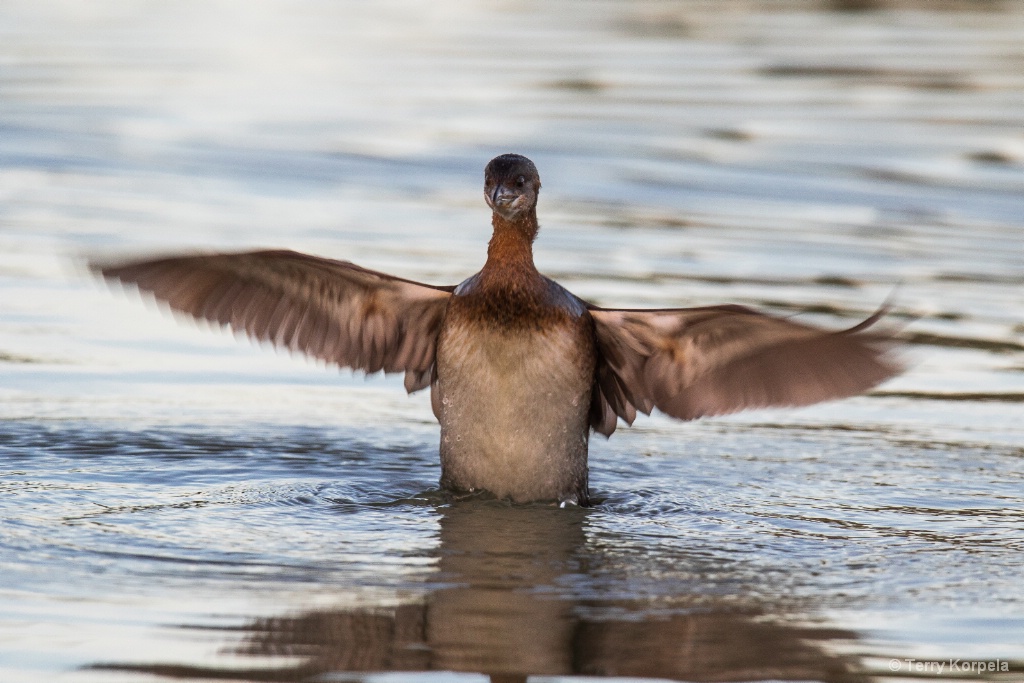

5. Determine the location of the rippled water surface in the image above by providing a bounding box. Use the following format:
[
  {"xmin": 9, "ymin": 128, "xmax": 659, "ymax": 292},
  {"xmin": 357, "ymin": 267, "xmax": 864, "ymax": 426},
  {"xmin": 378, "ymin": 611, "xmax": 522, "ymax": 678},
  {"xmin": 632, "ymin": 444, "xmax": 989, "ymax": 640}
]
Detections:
[{"xmin": 1, "ymin": 1, "xmax": 1023, "ymax": 681}]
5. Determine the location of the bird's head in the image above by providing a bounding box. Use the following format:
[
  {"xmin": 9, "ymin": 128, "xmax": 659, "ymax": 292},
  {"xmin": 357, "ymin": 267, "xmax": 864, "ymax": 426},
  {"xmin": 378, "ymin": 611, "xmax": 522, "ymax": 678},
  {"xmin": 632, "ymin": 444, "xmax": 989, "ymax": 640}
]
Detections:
[{"xmin": 484, "ymin": 154, "xmax": 541, "ymax": 221}]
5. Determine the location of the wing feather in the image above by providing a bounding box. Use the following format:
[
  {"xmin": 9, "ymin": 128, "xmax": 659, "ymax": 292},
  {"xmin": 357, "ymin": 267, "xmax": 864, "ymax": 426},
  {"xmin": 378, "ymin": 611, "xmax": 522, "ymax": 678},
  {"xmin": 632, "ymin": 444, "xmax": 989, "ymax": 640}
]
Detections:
[
  {"xmin": 589, "ymin": 304, "xmax": 901, "ymax": 435},
  {"xmin": 93, "ymin": 249, "xmax": 453, "ymax": 392}
]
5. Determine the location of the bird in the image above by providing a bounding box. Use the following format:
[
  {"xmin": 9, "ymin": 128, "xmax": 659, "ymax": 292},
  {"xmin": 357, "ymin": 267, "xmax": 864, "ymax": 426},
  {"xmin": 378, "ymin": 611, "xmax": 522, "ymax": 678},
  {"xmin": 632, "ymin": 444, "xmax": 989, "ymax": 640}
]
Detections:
[{"xmin": 93, "ymin": 153, "xmax": 901, "ymax": 506}]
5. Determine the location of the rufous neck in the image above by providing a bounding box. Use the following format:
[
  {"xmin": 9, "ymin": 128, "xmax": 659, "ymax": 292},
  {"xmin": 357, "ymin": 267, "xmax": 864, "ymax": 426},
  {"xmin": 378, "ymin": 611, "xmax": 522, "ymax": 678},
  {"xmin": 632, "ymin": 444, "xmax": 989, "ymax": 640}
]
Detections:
[{"xmin": 482, "ymin": 210, "xmax": 539, "ymax": 277}]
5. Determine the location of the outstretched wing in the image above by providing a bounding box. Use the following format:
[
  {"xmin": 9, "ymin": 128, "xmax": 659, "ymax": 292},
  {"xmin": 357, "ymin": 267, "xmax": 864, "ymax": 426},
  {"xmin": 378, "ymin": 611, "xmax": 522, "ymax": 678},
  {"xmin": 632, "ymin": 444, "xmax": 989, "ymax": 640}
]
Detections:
[
  {"xmin": 93, "ymin": 249, "xmax": 454, "ymax": 392},
  {"xmin": 588, "ymin": 304, "xmax": 901, "ymax": 436}
]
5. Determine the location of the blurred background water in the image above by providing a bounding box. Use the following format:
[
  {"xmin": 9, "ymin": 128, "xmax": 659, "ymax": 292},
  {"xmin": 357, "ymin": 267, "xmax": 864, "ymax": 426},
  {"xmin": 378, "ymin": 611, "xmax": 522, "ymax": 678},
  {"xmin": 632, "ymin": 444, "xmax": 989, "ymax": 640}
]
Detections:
[{"xmin": 1, "ymin": 1, "xmax": 1023, "ymax": 681}]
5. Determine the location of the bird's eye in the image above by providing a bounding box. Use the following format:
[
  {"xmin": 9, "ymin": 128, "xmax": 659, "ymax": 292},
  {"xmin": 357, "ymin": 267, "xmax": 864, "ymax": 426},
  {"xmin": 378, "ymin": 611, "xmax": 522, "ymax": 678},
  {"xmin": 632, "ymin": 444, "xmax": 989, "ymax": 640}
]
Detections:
[{"xmin": 516, "ymin": 176, "xmax": 525, "ymax": 187}]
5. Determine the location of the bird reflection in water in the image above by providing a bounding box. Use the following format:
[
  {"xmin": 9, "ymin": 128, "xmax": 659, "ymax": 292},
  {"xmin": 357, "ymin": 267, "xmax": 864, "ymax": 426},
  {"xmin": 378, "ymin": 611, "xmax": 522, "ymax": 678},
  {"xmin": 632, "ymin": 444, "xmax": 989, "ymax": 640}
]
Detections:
[{"xmin": 90, "ymin": 500, "xmax": 865, "ymax": 682}]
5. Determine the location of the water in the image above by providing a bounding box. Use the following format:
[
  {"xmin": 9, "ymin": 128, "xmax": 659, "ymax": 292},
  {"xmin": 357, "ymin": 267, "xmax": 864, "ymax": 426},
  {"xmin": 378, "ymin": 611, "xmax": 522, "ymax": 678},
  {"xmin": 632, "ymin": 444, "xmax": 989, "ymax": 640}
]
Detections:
[{"xmin": 1, "ymin": 1, "xmax": 1023, "ymax": 681}]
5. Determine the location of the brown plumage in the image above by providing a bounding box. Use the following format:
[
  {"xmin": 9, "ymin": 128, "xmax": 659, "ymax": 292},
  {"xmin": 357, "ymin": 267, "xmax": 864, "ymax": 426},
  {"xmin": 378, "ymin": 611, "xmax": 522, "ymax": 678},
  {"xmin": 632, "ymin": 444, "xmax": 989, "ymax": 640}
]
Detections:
[{"xmin": 93, "ymin": 153, "xmax": 902, "ymax": 505}]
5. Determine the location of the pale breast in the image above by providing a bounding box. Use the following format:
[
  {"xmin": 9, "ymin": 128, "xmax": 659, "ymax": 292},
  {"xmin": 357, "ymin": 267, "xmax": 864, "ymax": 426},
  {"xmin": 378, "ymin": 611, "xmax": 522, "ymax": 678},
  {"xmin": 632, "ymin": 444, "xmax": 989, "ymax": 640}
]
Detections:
[{"xmin": 433, "ymin": 297, "xmax": 596, "ymax": 504}]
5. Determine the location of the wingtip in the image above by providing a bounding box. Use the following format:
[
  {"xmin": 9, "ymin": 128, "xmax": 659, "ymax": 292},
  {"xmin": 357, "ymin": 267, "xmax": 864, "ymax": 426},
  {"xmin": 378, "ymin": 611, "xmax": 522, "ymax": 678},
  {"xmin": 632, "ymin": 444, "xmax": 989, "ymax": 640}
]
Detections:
[
  {"xmin": 82, "ymin": 252, "xmax": 142, "ymax": 284},
  {"xmin": 841, "ymin": 284, "xmax": 920, "ymax": 336},
  {"xmin": 67, "ymin": 250, "xmax": 111, "ymax": 280}
]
